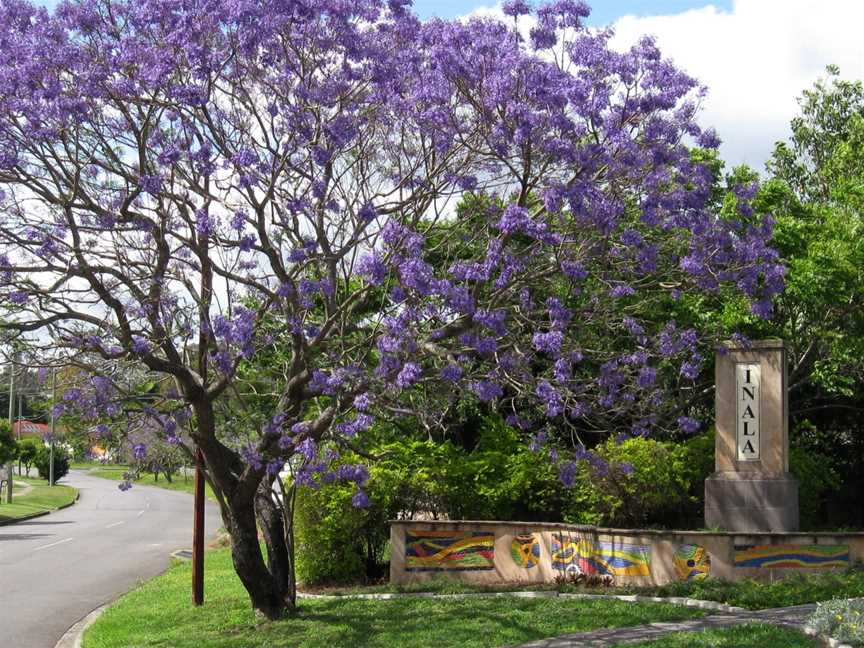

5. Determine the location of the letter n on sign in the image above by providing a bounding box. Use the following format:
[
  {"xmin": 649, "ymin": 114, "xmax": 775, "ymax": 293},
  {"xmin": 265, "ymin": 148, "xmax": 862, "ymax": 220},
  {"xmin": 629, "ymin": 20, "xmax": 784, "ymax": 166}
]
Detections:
[{"xmin": 736, "ymin": 363, "xmax": 760, "ymax": 461}]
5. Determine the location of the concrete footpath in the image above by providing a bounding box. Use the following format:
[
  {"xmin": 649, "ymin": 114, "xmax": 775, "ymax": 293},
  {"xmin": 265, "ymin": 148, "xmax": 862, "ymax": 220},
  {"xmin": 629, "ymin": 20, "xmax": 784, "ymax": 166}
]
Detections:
[{"xmin": 515, "ymin": 603, "xmax": 839, "ymax": 647}]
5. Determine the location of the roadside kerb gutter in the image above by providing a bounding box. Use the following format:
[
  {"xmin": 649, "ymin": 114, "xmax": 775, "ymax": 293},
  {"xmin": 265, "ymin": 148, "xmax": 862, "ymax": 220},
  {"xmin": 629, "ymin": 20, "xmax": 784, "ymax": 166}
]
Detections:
[{"xmin": 0, "ymin": 490, "xmax": 79, "ymax": 526}]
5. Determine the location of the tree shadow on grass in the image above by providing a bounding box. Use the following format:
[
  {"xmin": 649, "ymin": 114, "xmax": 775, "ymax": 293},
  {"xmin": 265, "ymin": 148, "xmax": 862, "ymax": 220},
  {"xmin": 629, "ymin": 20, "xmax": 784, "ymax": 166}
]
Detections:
[{"xmin": 279, "ymin": 598, "xmax": 663, "ymax": 648}]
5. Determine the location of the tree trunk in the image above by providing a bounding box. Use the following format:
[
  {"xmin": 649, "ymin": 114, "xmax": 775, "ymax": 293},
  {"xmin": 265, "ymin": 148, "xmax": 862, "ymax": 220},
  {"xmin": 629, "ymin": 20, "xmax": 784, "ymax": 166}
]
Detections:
[
  {"xmin": 190, "ymin": 401, "xmax": 295, "ymax": 619},
  {"xmin": 255, "ymin": 477, "xmax": 296, "ymax": 608},
  {"xmin": 225, "ymin": 495, "xmax": 291, "ymax": 619}
]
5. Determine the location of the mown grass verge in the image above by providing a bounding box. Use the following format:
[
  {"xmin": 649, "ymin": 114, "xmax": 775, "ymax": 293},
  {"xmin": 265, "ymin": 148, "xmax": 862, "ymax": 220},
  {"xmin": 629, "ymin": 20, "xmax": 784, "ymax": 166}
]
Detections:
[
  {"xmin": 73, "ymin": 462, "xmax": 216, "ymax": 500},
  {"xmin": 305, "ymin": 567, "xmax": 864, "ymax": 611},
  {"xmin": 0, "ymin": 476, "xmax": 77, "ymax": 523},
  {"xmin": 83, "ymin": 548, "xmax": 705, "ymax": 648},
  {"xmin": 623, "ymin": 623, "xmax": 817, "ymax": 648}
]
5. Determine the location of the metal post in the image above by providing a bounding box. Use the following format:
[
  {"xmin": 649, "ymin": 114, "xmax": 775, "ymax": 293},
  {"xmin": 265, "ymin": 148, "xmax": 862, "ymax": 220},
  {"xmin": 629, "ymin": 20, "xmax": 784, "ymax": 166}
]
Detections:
[
  {"xmin": 5, "ymin": 356, "xmax": 14, "ymax": 503},
  {"xmin": 49, "ymin": 369, "xmax": 56, "ymax": 486},
  {"xmin": 192, "ymin": 448, "xmax": 205, "ymax": 605}
]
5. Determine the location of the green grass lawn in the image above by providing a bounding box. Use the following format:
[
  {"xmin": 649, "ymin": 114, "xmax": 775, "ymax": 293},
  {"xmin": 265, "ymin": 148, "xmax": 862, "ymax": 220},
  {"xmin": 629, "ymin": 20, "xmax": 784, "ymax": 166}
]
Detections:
[
  {"xmin": 83, "ymin": 548, "xmax": 706, "ymax": 648},
  {"xmin": 302, "ymin": 567, "xmax": 864, "ymax": 611},
  {"xmin": 621, "ymin": 624, "xmax": 817, "ymax": 647},
  {"xmin": 610, "ymin": 568, "xmax": 864, "ymax": 610},
  {"xmin": 0, "ymin": 476, "xmax": 78, "ymax": 523},
  {"xmin": 74, "ymin": 462, "xmax": 216, "ymax": 500}
]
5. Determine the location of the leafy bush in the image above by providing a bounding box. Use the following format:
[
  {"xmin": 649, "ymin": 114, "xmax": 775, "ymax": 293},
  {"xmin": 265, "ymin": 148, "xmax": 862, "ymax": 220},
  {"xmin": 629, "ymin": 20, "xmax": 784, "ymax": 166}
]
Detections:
[
  {"xmin": 0, "ymin": 420, "xmax": 18, "ymax": 465},
  {"xmin": 294, "ymin": 482, "xmax": 368, "ymax": 585},
  {"xmin": 562, "ymin": 433, "xmax": 714, "ymax": 528},
  {"xmin": 35, "ymin": 444, "xmax": 70, "ymax": 482},
  {"xmin": 807, "ymin": 597, "xmax": 864, "ymax": 645},
  {"xmin": 294, "ymin": 415, "xmax": 562, "ymax": 585},
  {"xmin": 17, "ymin": 437, "xmax": 42, "ymax": 475}
]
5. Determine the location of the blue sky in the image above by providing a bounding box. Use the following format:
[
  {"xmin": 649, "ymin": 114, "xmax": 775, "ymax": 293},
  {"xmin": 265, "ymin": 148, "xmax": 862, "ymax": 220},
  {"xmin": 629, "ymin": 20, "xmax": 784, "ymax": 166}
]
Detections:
[
  {"xmin": 31, "ymin": 0, "xmax": 734, "ymax": 26},
  {"xmin": 412, "ymin": 1, "xmax": 733, "ymax": 25}
]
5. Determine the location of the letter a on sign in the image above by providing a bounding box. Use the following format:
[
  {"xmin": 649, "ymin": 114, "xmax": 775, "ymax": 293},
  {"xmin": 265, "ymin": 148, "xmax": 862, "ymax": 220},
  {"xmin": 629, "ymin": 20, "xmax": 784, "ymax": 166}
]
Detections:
[{"xmin": 735, "ymin": 363, "xmax": 760, "ymax": 461}]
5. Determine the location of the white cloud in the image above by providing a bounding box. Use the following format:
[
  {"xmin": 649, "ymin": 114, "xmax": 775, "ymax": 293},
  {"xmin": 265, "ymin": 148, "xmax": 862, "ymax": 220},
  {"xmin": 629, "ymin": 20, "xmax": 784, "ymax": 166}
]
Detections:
[
  {"xmin": 610, "ymin": 0, "xmax": 864, "ymax": 171},
  {"xmin": 462, "ymin": 1, "xmax": 864, "ymax": 173}
]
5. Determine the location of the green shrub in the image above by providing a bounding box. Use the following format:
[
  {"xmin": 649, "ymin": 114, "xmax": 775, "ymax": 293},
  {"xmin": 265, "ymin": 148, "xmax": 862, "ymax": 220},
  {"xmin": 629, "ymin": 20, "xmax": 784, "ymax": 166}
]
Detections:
[
  {"xmin": 294, "ymin": 482, "xmax": 368, "ymax": 585},
  {"xmin": 807, "ymin": 597, "xmax": 864, "ymax": 644},
  {"xmin": 293, "ymin": 416, "xmax": 562, "ymax": 585},
  {"xmin": 0, "ymin": 420, "xmax": 18, "ymax": 465},
  {"xmin": 17, "ymin": 437, "xmax": 42, "ymax": 475},
  {"xmin": 562, "ymin": 433, "xmax": 713, "ymax": 528},
  {"xmin": 35, "ymin": 444, "xmax": 70, "ymax": 482}
]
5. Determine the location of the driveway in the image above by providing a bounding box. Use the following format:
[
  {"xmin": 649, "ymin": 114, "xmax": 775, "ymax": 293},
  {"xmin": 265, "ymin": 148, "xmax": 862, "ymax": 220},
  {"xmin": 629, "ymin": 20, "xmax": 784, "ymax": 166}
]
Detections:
[{"xmin": 0, "ymin": 470, "xmax": 221, "ymax": 648}]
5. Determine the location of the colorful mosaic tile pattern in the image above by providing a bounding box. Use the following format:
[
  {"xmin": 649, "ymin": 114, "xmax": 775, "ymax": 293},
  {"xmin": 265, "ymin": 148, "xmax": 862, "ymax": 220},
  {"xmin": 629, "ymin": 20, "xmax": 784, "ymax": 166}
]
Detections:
[
  {"xmin": 406, "ymin": 530, "xmax": 495, "ymax": 571},
  {"xmin": 733, "ymin": 544, "xmax": 849, "ymax": 569},
  {"xmin": 551, "ymin": 534, "xmax": 650, "ymax": 576},
  {"xmin": 510, "ymin": 533, "xmax": 541, "ymax": 569},
  {"xmin": 674, "ymin": 544, "xmax": 711, "ymax": 581}
]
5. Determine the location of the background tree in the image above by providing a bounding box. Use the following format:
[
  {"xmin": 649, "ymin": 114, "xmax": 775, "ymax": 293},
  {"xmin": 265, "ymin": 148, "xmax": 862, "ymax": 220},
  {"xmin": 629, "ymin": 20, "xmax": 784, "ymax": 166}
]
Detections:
[
  {"xmin": 0, "ymin": 419, "xmax": 17, "ymax": 467},
  {"xmin": 17, "ymin": 436, "xmax": 41, "ymax": 476},
  {"xmin": 0, "ymin": 0, "xmax": 781, "ymax": 617},
  {"xmin": 34, "ymin": 444, "xmax": 70, "ymax": 483}
]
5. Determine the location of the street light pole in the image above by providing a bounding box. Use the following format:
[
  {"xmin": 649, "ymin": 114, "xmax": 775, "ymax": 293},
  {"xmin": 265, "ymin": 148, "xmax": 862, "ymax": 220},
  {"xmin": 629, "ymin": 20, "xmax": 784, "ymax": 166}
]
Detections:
[
  {"xmin": 5, "ymin": 355, "xmax": 14, "ymax": 503},
  {"xmin": 49, "ymin": 368, "xmax": 56, "ymax": 487}
]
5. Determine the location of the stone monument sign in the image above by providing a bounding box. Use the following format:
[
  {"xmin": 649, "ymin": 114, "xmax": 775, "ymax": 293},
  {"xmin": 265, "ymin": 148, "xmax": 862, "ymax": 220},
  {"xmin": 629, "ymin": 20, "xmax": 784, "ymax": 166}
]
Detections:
[{"xmin": 705, "ymin": 339, "xmax": 799, "ymax": 532}]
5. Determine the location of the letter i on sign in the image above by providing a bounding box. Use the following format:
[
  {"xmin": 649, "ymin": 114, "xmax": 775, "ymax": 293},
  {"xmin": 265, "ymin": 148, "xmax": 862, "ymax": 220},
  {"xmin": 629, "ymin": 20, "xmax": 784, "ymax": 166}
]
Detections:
[{"xmin": 736, "ymin": 363, "xmax": 760, "ymax": 461}]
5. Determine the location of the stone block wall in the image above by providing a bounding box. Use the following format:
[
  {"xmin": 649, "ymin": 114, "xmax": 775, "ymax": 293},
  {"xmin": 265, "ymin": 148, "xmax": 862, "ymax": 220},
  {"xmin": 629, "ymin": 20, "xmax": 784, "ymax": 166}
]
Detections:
[{"xmin": 390, "ymin": 520, "xmax": 864, "ymax": 586}]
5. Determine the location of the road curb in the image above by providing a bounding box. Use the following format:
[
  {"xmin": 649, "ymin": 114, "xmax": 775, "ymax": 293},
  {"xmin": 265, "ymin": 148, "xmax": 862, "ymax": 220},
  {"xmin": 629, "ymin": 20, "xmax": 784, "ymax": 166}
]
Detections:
[
  {"xmin": 0, "ymin": 490, "xmax": 79, "ymax": 526},
  {"xmin": 55, "ymin": 603, "xmax": 110, "ymax": 648},
  {"xmin": 0, "ymin": 509, "xmax": 50, "ymax": 526}
]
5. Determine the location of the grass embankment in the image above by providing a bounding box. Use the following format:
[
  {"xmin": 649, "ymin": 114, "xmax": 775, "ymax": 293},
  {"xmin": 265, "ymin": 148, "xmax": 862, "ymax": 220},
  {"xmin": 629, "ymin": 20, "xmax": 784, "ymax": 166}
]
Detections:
[
  {"xmin": 309, "ymin": 568, "xmax": 864, "ymax": 611},
  {"xmin": 83, "ymin": 548, "xmax": 705, "ymax": 648},
  {"xmin": 0, "ymin": 476, "xmax": 77, "ymax": 523},
  {"xmin": 625, "ymin": 624, "xmax": 817, "ymax": 648},
  {"xmin": 73, "ymin": 462, "xmax": 216, "ymax": 500}
]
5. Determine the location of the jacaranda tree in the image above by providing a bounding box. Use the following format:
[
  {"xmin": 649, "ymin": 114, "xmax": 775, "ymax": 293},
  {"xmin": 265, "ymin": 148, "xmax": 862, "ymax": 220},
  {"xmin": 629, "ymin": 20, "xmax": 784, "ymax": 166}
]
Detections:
[{"xmin": 0, "ymin": 0, "xmax": 783, "ymax": 617}]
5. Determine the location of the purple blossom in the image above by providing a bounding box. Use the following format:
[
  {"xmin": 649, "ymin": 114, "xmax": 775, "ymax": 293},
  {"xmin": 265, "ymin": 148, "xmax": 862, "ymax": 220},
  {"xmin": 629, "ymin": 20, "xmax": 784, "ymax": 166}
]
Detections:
[
  {"xmin": 677, "ymin": 416, "xmax": 700, "ymax": 434},
  {"xmin": 353, "ymin": 393, "xmax": 373, "ymax": 411},
  {"xmin": 559, "ymin": 461, "xmax": 578, "ymax": 488},
  {"xmin": 502, "ymin": 0, "xmax": 531, "ymax": 17},
  {"xmin": 241, "ymin": 445, "xmax": 263, "ymax": 470},
  {"xmin": 440, "ymin": 365, "xmax": 463, "ymax": 383},
  {"xmin": 358, "ymin": 203, "xmax": 377, "ymax": 222},
  {"xmin": 358, "ymin": 253, "xmax": 387, "ymax": 286},
  {"xmin": 472, "ymin": 380, "xmax": 503, "ymax": 402},
  {"xmin": 395, "ymin": 362, "xmax": 422, "ymax": 389},
  {"xmin": 266, "ymin": 460, "xmax": 284, "ymax": 476},
  {"xmin": 351, "ymin": 490, "xmax": 371, "ymax": 508},
  {"xmin": 536, "ymin": 381, "xmax": 564, "ymax": 418},
  {"xmin": 637, "ymin": 366, "xmax": 657, "ymax": 388},
  {"xmin": 337, "ymin": 414, "xmax": 375, "ymax": 437},
  {"xmin": 532, "ymin": 331, "xmax": 563, "ymax": 356}
]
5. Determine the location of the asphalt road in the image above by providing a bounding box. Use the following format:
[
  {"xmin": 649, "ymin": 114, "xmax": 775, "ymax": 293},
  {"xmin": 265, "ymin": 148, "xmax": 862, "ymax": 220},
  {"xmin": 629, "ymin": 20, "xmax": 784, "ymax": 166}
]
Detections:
[{"xmin": 0, "ymin": 470, "xmax": 221, "ymax": 648}]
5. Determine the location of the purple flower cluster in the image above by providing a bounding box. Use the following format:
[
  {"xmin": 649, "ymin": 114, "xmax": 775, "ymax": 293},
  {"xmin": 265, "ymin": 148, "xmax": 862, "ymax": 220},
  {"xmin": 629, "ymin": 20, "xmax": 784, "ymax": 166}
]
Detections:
[{"xmin": 0, "ymin": 0, "xmax": 787, "ymax": 496}]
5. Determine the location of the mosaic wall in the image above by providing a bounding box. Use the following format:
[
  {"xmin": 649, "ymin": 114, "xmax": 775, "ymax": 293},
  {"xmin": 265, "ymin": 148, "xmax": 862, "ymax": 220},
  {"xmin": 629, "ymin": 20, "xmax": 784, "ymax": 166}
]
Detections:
[
  {"xmin": 405, "ymin": 531, "xmax": 495, "ymax": 572},
  {"xmin": 734, "ymin": 544, "xmax": 849, "ymax": 569},
  {"xmin": 551, "ymin": 534, "xmax": 651, "ymax": 576},
  {"xmin": 674, "ymin": 544, "xmax": 711, "ymax": 581},
  {"xmin": 510, "ymin": 534, "xmax": 541, "ymax": 569}
]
